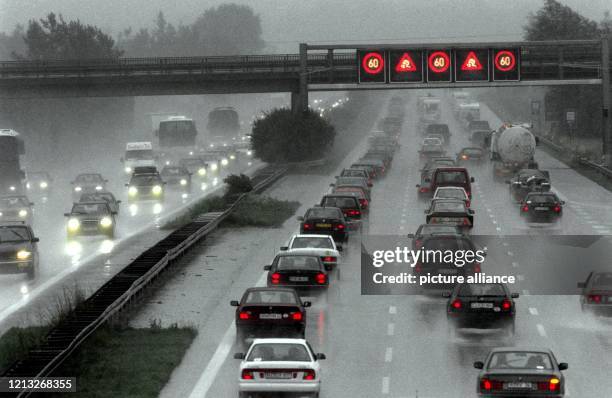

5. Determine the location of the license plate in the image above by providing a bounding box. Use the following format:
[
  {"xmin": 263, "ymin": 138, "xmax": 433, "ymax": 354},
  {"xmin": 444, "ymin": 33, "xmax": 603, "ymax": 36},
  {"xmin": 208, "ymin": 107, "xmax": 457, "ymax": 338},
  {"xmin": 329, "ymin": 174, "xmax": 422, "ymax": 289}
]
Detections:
[
  {"xmin": 316, "ymin": 223, "xmax": 332, "ymax": 228},
  {"xmin": 470, "ymin": 302, "xmax": 494, "ymax": 309},
  {"xmin": 265, "ymin": 372, "xmax": 292, "ymax": 379},
  {"xmin": 438, "ymin": 268, "xmax": 457, "ymax": 274},
  {"xmin": 289, "ymin": 276, "xmax": 309, "ymax": 282},
  {"xmin": 259, "ymin": 313, "xmax": 282, "ymax": 319},
  {"xmin": 505, "ymin": 382, "xmax": 532, "ymax": 389},
  {"xmin": 534, "ymin": 206, "xmax": 549, "ymax": 211}
]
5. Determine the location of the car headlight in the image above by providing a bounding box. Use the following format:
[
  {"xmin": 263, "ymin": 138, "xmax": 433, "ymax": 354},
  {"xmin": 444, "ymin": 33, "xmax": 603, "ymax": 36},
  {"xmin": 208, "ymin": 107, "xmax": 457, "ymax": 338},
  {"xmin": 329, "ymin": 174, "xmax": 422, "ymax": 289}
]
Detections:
[
  {"xmin": 19, "ymin": 209, "xmax": 28, "ymax": 218},
  {"xmin": 152, "ymin": 185, "xmax": 163, "ymax": 195},
  {"xmin": 9, "ymin": 186, "xmax": 15, "ymax": 191},
  {"xmin": 247, "ymin": 150, "xmax": 252, "ymax": 156},
  {"xmin": 165, "ymin": 160, "xmax": 170, "ymax": 166},
  {"xmin": 125, "ymin": 167, "xmax": 132, "ymax": 174},
  {"xmin": 230, "ymin": 154, "xmax": 236, "ymax": 160},
  {"xmin": 210, "ymin": 163, "xmax": 218, "ymax": 171},
  {"xmin": 26, "ymin": 183, "xmax": 31, "ymax": 189},
  {"xmin": 40, "ymin": 181, "xmax": 48, "ymax": 189},
  {"xmin": 0, "ymin": 212, "xmax": 2, "ymax": 217},
  {"xmin": 128, "ymin": 186, "xmax": 138, "ymax": 196},
  {"xmin": 221, "ymin": 158, "xmax": 229, "ymax": 166},
  {"xmin": 75, "ymin": 186, "xmax": 82, "ymax": 192},
  {"xmin": 16, "ymin": 250, "xmax": 31, "ymax": 260},
  {"xmin": 68, "ymin": 218, "xmax": 80, "ymax": 231},
  {"xmin": 209, "ymin": 143, "xmax": 214, "ymax": 148},
  {"xmin": 198, "ymin": 168, "xmax": 206, "ymax": 176},
  {"xmin": 100, "ymin": 217, "xmax": 113, "ymax": 227},
  {"xmin": 223, "ymin": 143, "xmax": 228, "ymax": 147},
  {"xmin": 180, "ymin": 179, "xmax": 188, "ymax": 186},
  {"xmin": 95, "ymin": 185, "xmax": 103, "ymax": 191}
]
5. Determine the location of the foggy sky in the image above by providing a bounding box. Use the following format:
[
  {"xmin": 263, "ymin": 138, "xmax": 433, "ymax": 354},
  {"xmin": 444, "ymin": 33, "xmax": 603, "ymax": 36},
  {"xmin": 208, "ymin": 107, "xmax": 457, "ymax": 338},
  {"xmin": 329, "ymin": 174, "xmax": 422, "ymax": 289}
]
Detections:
[{"xmin": 1, "ymin": 0, "xmax": 610, "ymax": 53}]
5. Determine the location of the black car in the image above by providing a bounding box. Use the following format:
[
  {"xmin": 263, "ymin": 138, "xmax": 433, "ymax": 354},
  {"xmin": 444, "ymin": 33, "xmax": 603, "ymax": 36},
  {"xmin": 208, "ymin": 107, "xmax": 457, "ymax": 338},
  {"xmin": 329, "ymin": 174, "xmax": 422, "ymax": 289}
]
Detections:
[
  {"xmin": 126, "ymin": 172, "xmax": 166, "ymax": 202},
  {"xmin": 79, "ymin": 191, "xmax": 121, "ymax": 215},
  {"xmin": 319, "ymin": 194, "xmax": 362, "ymax": 222},
  {"xmin": 65, "ymin": 201, "xmax": 117, "ymax": 238},
  {"xmin": 445, "ymin": 283, "xmax": 518, "ymax": 337},
  {"xmin": 507, "ymin": 169, "xmax": 551, "ymax": 202},
  {"xmin": 425, "ymin": 199, "xmax": 474, "ymax": 229},
  {"xmin": 577, "ymin": 271, "xmax": 612, "ymax": 315},
  {"xmin": 231, "ymin": 287, "xmax": 311, "ymax": 345},
  {"xmin": 71, "ymin": 173, "xmax": 108, "ymax": 199},
  {"xmin": 416, "ymin": 158, "xmax": 457, "ymax": 199},
  {"xmin": 520, "ymin": 192, "xmax": 564, "ymax": 222},
  {"xmin": 161, "ymin": 166, "xmax": 192, "ymax": 191},
  {"xmin": 0, "ymin": 222, "xmax": 39, "ymax": 279},
  {"xmin": 264, "ymin": 253, "xmax": 329, "ymax": 290},
  {"xmin": 298, "ymin": 207, "xmax": 347, "ymax": 242},
  {"xmin": 332, "ymin": 176, "xmax": 371, "ymax": 198},
  {"xmin": 424, "ymin": 123, "xmax": 451, "ymax": 144},
  {"xmin": 407, "ymin": 224, "xmax": 464, "ymax": 250},
  {"xmin": 474, "ymin": 347, "xmax": 568, "ymax": 397},
  {"xmin": 456, "ymin": 147, "xmax": 485, "ymax": 165},
  {"xmin": 0, "ymin": 195, "xmax": 34, "ymax": 226}
]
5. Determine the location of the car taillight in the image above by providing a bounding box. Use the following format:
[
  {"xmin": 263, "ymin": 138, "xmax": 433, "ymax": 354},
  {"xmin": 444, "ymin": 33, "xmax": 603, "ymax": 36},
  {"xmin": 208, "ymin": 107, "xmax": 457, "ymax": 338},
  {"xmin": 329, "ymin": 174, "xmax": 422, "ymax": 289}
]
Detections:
[
  {"xmin": 419, "ymin": 186, "xmax": 429, "ymax": 193},
  {"xmin": 241, "ymin": 369, "xmax": 254, "ymax": 380},
  {"xmin": 316, "ymin": 273, "xmax": 326, "ymax": 284},
  {"xmin": 451, "ymin": 299, "xmax": 462, "ymax": 309},
  {"xmin": 271, "ymin": 273, "xmax": 281, "ymax": 284},
  {"xmin": 359, "ymin": 199, "xmax": 368, "ymax": 208},
  {"xmin": 415, "ymin": 240, "xmax": 422, "ymax": 249},
  {"xmin": 465, "ymin": 200, "xmax": 470, "ymax": 208},
  {"xmin": 303, "ymin": 369, "xmax": 316, "ymax": 380},
  {"xmin": 462, "ymin": 217, "xmax": 471, "ymax": 226},
  {"xmin": 588, "ymin": 294, "xmax": 602, "ymax": 303},
  {"xmin": 336, "ymin": 223, "xmax": 345, "ymax": 230},
  {"xmin": 522, "ymin": 205, "xmax": 529, "ymax": 212},
  {"xmin": 553, "ymin": 205, "xmax": 561, "ymax": 213},
  {"xmin": 461, "ymin": 155, "xmax": 468, "ymax": 160},
  {"xmin": 473, "ymin": 263, "xmax": 481, "ymax": 273},
  {"xmin": 303, "ymin": 223, "xmax": 312, "ymax": 230},
  {"xmin": 292, "ymin": 312, "xmax": 303, "ymax": 321},
  {"xmin": 481, "ymin": 379, "xmax": 503, "ymax": 391},
  {"xmin": 322, "ymin": 256, "xmax": 336, "ymax": 263},
  {"xmin": 538, "ymin": 378, "xmax": 560, "ymax": 391},
  {"xmin": 239, "ymin": 311, "xmax": 250, "ymax": 320},
  {"xmin": 429, "ymin": 217, "xmax": 438, "ymax": 224},
  {"xmin": 501, "ymin": 299, "xmax": 512, "ymax": 311}
]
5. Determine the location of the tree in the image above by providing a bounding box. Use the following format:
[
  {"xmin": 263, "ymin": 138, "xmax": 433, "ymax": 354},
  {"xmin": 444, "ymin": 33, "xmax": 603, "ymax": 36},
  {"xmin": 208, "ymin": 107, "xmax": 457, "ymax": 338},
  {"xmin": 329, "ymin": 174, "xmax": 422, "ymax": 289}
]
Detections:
[
  {"xmin": 0, "ymin": 25, "xmax": 26, "ymax": 60},
  {"xmin": 18, "ymin": 13, "xmax": 122, "ymax": 59},
  {"xmin": 524, "ymin": 0, "xmax": 599, "ymax": 40},
  {"xmin": 251, "ymin": 109, "xmax": 336, "ymax": 163}
]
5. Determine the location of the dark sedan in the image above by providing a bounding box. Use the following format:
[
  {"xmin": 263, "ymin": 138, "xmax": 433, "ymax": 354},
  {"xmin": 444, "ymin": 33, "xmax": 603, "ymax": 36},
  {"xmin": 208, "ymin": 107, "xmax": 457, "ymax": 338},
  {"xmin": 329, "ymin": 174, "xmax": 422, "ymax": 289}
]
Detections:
[
  {"xmin": 407, "ymin": 224, "xmax": 464, "ymax": 250},
  {"xmin": 507, "ymin": 169, "xmax": 551, "ymax": 203},
  {"xmin": 474, "ymin": 347, "xmax": 568, "ymax": 397},
  {"xmin": 264, "ymin": 253, "xmax": 329, "ymax": 290},
  {"xmin": 520, "ymin": 192, "xmax": 564, "ymax": 222},
  {"xmin": 578, "ymin": 271, "xmax": 612, "ymax": 315},
  {"xmin": 425, "ymin": 199, "xmax": 474, "ymax": 229},
  {"xmin": 0, "ymin": 223, "xmax": 39, "ymax": 280},
  {"xmin": 456, "ymin": 147, "xmax": 485, "ymax": 165},
  {"xmin": 298, "ymin": 206, "xmax": 347, "ymax": 242}
]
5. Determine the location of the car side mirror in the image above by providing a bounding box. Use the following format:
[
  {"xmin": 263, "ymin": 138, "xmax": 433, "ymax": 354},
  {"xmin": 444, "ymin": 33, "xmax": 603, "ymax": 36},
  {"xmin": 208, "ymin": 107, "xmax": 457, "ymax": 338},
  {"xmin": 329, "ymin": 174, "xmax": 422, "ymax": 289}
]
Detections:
[
  {"xmin": 424, "ymin": 209, "xmax": 428, "ymax": 214},
  {"xmin": 315, "ymin": 353, "xmax": 326, "ymax": 360},
  {"xmin": 124, "ymin": 183, "xmax": 129, "ymax": 187},
  {"xmin": 511, "ymin": 293, "xmax": 519, "ymax": 298},
  {"xmin": 233, "ymin": 353, "xmax": 245, "ymax": 360},
  {"xmin": 535, "ymin": 136, "xmax": 540, "ymax": 146},
  {"xmin": 117, "ymin": 200, "xmax": 122, "ymax": 204},
  {"xmin": 230, "ymin": 300, "xmax": 239, "ymax": 306},
  {"xmin": 561, "ymin": 201, "xmax": 566, "ymax": 205},
  {"xmin": 558, "ymin": 362, "xmax": 568, "ymax": 371},
  {"xmin": 329, "ymin": 183, "xmax": 335, "ymax": 187},
  {"xmin": 424, "ymin": 178, "xmax": 431, "ymax": 183},
  {"xmin": 415, "ymin": 184, "xmax": 420, "ymax": 188},
  {"xmin": 263, "ymin": 265, "xmax": 271, "ymax": 271},
  {"xmin": 280, "ymin": 246, "xmax": 288, "ymax": 251},
  {"xmin": 32, "ymin": 237, "xmax": 40, "ymax": 243},
  {"xmin": 470, "ymin": 177, "xmax": 475, "ymax": 183},
  {"xmin": 469, "ymin": 209, "xmax": 475, "ymax": 214},
  {"xmin": 442, "ymin": 292, "xmax": 451, "ymax": 298},
  {"xmin": 303, "ymin": 301, "xmax": 311, "ymax": 307},
  {"xmin": 112, "ymin": 211, "xmax": 118, "ymax": 215},
  {"xmin": 336, "ymin": 245, "xmax": 343, "ymax": 252},
  {"xmin": 473, "ymin": 361, "xmax": 484, "ymax": 369},
  {"xmin": 120, "ymin": 157, "xmax": 124, "ymax": 163},
  {"xmin": 63, "ymin": 213, "xmax": 70, "ymax": 217},
  {"xmin": 407, "ymin": 233, "xmax": 415, "ymax": 239},
  {"xmin": 577, "ymin": 282, "xmax": 586, "ymax": 288},
  {"xmin": 104, "ymin": 179, "xmax": 109, "ymax": 183}
]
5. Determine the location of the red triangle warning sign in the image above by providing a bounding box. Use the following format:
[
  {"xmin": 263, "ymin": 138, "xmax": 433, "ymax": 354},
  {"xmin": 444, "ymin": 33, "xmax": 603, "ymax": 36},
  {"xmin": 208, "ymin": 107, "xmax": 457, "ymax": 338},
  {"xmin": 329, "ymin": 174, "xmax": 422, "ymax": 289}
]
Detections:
[
  {"xmin": 395, "ymin": 53, "xmax": 417, "ymax": 72},
  {"xmin": 461, "ymin": 51, "xmax": 483, "ymax": 71}
]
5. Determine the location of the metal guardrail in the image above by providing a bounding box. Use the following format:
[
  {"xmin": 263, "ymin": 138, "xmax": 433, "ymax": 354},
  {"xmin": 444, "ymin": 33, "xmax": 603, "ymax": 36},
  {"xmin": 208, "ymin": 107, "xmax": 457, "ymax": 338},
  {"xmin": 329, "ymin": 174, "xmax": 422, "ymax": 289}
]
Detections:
[{"xmin": 1, "ymin": 164, "xmax": 287, "ymax": 397}]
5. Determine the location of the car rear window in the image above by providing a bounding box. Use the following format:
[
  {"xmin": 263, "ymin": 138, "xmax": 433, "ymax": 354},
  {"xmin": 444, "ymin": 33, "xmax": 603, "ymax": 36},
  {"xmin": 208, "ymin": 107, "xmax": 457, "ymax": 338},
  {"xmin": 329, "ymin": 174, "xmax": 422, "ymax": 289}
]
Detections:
[
  {"xmin": 591, "ymin": 273, "xmax": 612, "ymax": 288},
  {"xmin": 247, "ymin": 343, "xmax": 311, "ymax": 362},
  {"xmin": 435, "ymin": 171, "xmax": 467, "ymax": 184},
  {"xmin": 245, "ymin": 290, "xmax": 297, "ymax": 304},
  {"xmin": 291, "ymin": 237, "xmax": 334, "ymax": 249},
  {"xmin": 322, "ymin": 197, "xmax": 358, "ymax": 208},
  {"xmin": 417, "ymin": 225, "xmax": 460, "ymax": 236},
  {"xmin": 526, "ymin": 194, "xmax": 556, "ymax": 203},
  {"xmin": 488, "ymin": 352, "xmax": 552, "ymax": 370},
  {"xmin": 432, "ymin": 201, "xmax": 466, "ymax": 212},
  {"xmin": 306, "ymin": 208, "xmax": 341, "ymax": 219},
  {"xmin": 423, "ymin": 237, "xmax": 473, "ymax": 251},
  {"xmin": 422, "ymin": 145, "xmax": 443, "ymax": 152},
  {"xmin": 342, "ymin": 170, "xmax": 366, "ymax": 177},
  {"xmin": 276, "ymin": 256, "xmax": 321, "ymax": 270},
  {"xmin": 336, "ymin": 177, "xmax": 365, "ymax": 186},
  {"xmin": 435, "ymin": 189, "xmax": 466, "ymax": 200},
  {"xmin": 75, "ymin": 174, "xmax": 103, "ymax": 183},
  {"xmin": 458, "ymin": 284, "xmax": 505, "ymax": 297}
]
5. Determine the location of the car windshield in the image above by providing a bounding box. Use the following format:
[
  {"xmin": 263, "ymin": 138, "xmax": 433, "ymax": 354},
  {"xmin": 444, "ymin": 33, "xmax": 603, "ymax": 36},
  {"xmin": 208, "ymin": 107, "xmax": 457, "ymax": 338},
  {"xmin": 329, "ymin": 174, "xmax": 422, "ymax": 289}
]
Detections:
[
  {"xmin": 247, "ymin": 343, "xmax": 311, "ymax": 362},
  {"xmin": 526, "ymin": 194, "xmax": 556, "ymax": 203},
  {"xmin": 0, "ymin": 226, "xmax": 30, "ymax": 242},
  {"xmin": 458, "ymin": 284, "xmax": 505, "ymax": 297},
  {"xmin": 422, "ymin": 145, "xmax": 443, "ymax": 152},
  {"xmin": 291, "ymin": 237, "xmax": 333, "ymax": 249},
  {"xmin": 342, "ymin": 170, "xmax": 366, "ymax": 177},
  {"xmin": 435, "ymin": 171, "xmax": 467, "ymax": 184},
  {"xmin": 436, "ymin": 189, "xmax": 466, "ymax": 199},
  {"xmin": 336, "ymin": 177, "xmax": 365, "ymax": 186},
  {"xmin": 416, "ymin": 225, "xmax": 459, "ymax": 236},
  {"xmin": 75, "ymin": 174, "xmax": 103, "ymax": 183},
  {"xmin": 432, "ymin": 201, "xmax": 466, "ymax": 212},
  {"xmin": 180, "ymin": 159, "xmax": 205, "ymax": 167},
  {"xmin": 130, "ymin": 175, "xmax": 162, "ymax": 185},
  {"xmin": 161, "ymin": 168, "xmax": 186, "ymax": 176},
  {"xmin": 126, "ymin": 150, "xmax": 153, "ymax": 160},
  {"xmin": 276, "ymin": 256, "xmax": 320, "ymax": 271},
  {"xmin": 322, "ymin": 197, "xmax": 357, "ymax": 208},
  {"xmin": 27, "ymin": 172, "xmax": 49, "ymax": 181},
  {"xmin": 0, "ymin": 197, "xmax": 29, "ymax": 208},
  {"xmin": 244, "ymin": 290, "xmax": 297, "ymax": 304},
  {"xmin": 306, "ymin": 208, "xmax": 341, "ymax": 219},
  {"xmin": 488, "ymin": 352, "xmax": 553, "ymax": 370},
  {"xmin": 591, "ymin": 273, "xmax": 612, "ymax": 288},
  {"xmin": 71, "ymin": 203, "xmax": 110, "ymax": 215},
  {"xmin": 424, "ymin": 138, "xmax": 442, "ymax": 145}
]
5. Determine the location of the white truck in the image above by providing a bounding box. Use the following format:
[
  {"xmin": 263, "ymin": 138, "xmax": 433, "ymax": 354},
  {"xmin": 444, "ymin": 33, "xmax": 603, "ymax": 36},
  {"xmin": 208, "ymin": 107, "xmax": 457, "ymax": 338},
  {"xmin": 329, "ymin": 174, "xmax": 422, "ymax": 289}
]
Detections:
[
  {"xmin": 121, "ymin": 142, "xmax": 156, "ymax": 174},
  {"xmin": 490, "ymin": 123, "xmax": 538, "ymax": 181},
  {"xmin": 457, "ymin": 102, "xmax": 481, "ymax": 128}
]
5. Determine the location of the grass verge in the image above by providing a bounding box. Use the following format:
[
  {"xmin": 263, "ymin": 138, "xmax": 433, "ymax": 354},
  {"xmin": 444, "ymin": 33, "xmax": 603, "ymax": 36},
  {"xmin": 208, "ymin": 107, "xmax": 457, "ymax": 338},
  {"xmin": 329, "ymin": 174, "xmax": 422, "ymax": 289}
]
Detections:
[
  {"xmin": 49, "ymin": 324, "xmax": 196, "ymax": 398},
  {"xmin": 0, "ymin": 326, "xmax": 50, "ymax": 372},
  {"xmin": 162, "ymin": 194, "xmax": 300, "ymax": 230}
]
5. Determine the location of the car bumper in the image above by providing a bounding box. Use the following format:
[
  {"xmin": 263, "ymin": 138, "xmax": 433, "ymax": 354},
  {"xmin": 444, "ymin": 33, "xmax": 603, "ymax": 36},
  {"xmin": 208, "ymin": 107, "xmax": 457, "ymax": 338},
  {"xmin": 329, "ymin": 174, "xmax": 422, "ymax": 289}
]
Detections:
[
  {"xmin": 479, "ymin": 393, "xmax": 563, "ymax": 398},
  {"xmin": 239, "ymin": 380, "xmax": 320, "ymax": 393},
  {"xmin": 448, "ymin": 313, "xmax": 514, "ymax": 328},
  {"xmin": 0, "ymin": 260, "xmax": 34, "ymax": 273},
  {"xmin": 582, "ymin": 303, "xmax": 612, "ymax": 315}
]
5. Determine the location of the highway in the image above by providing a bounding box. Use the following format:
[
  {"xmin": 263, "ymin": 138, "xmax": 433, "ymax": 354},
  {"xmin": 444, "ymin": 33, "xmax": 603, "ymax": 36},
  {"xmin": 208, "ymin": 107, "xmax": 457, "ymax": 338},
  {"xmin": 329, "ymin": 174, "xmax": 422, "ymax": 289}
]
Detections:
[{"xmin": 130, "ymin": 91, "xmax": 612, "ymax": 397}]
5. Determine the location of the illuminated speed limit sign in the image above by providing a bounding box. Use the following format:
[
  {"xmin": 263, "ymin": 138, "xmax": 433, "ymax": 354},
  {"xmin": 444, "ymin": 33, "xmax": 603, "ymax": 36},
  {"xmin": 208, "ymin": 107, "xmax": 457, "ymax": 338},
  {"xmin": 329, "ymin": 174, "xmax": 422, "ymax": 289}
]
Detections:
[
  {"xmin": 493, "ymin": 49, "xmax": 520, "ymax": 81},
  {"xmin": 358, "ymin": 50, "xmax": 386, "ymax": 83},
  {"xmin": 426, "ymin": 50, "xmax": 452, "ymax": 82}
]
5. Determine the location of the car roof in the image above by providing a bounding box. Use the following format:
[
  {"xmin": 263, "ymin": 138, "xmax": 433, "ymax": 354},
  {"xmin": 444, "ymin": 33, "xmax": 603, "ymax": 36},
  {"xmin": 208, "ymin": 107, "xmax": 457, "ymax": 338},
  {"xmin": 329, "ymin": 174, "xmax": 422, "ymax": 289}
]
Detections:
[
  {"xmin": 291, "ymin": 234, "xmax": 333, "ymax": 240},
  {"xmin": 250, "ymin": 338, "xmax": 308, "ymax": 345},
  {"xmin": 73, "ymin": 201, "xmax": 111, "ymax": 207},
  {"xmin": 322, "ymin": 194, "xmax": 359, "ymax": 199},
  {"xmin": 284, "ymin": 248, "xmax": 333, "ymax": 256},
  {"xmin": 243, "ymin": 287, "xmax": 298, "ymax": 294},
  {"xmin": 434, "ymin": 167, "xmax": 468, "ymax": 172},
  {"xmin": 488, "ymin": 347, "xmax": 554, "ymax": 355}
]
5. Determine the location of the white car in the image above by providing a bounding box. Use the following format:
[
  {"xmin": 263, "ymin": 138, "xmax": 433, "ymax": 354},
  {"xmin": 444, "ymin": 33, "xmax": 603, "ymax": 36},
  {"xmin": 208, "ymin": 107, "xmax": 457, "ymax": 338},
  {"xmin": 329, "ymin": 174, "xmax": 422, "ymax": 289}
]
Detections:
[
  {"xmin": 433, "ymin": 186, "xmax": 470, "ymax": 207},
  {"xmin": 280, "ymin": 234, "xmax": 342, "ymax": 269},
  {"xmin": 235, "ymin": 338, "xmax": 325, "ymax": 398}
]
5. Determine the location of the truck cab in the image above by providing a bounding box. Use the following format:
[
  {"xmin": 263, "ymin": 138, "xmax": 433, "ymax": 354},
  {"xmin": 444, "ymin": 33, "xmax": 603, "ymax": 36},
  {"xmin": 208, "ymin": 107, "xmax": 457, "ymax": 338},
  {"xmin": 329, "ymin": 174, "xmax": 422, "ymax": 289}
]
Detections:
[{"xmin": 121, "ymin": 142, "xmax": 156, "ymax": 175}]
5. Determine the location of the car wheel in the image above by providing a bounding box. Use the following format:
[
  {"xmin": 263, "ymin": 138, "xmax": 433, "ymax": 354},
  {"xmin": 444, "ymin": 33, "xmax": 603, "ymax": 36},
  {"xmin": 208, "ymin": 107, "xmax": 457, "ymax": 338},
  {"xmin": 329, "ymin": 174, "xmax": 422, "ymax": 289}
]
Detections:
[{"xmin": 238, "ymin": 392, "xmax": 248, "ymax": 398}]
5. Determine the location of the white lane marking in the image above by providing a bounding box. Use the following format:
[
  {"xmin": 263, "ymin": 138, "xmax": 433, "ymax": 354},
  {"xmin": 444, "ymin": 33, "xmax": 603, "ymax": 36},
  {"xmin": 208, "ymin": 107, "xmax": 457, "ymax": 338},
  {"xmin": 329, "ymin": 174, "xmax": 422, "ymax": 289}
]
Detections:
[
  {"xmin": 382, "ymin": 376, "xmax": 390, "ymax": 394},
  {"xmin": 592, "ymin": 225, "xmax": 608, "ymax": 229},
  {"xmin": 517, "ymin": 275, "xmax": 525, "ymax": 281},
  {"xmin": 486, "ymin": 208, "xmax": 492, "ymax": 213},
  {"xmin": 492, "ymin": 220, "xmax": 498, "ymax": 224},
  {"xmin": 389, "ymin": 306, "xmax": 397, "ymax": 314},
  {"xmin": 399, "ymin": 226, "xmax": 405, "ymax": 230},
  {"xmin": 507, "ymin": 251, "xmax": 514, "ymax": 256},
  {"xmin": 503, "ymin": 242, "xmax": 509, "ymax": 247},
  {"xmin": 529, "ymin": 307, "xmax": 539, "ymax": 316},
  {"xmin": 387, "ymin": 323, "xmax": 395, "ymax": 336},
  {"xmin": 512, "ymin": 262, "xmax": 519, "ymax": 268},
  {"xmin": 596, "ymin": 230, "xmax": 612, "ymax": 235},
  {"xmin": 385, "ymin": 347, "xmax": 393, "ymax": 362},
  {"xmin": 488, "ymin": 213, "xmax": 494, "ymax": 218},
  {"xmin": 188, "ymin": 272, "xmax": 267, "ymax": 398},
  {"xmin": 496, "ymin": 227, "xmax": 502, "ymax": 231},
  {"xmin": 537, "ymin": 324, "xmax": 547, "ymax": 338}
]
